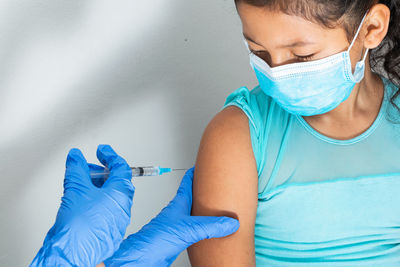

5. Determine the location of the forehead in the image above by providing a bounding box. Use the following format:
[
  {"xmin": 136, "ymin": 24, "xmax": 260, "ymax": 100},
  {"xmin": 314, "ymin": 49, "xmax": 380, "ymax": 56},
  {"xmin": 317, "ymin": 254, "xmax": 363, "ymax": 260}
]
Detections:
[{"xmin": 236, "ymin": 3, "xmax": 345, "ymax": 47}]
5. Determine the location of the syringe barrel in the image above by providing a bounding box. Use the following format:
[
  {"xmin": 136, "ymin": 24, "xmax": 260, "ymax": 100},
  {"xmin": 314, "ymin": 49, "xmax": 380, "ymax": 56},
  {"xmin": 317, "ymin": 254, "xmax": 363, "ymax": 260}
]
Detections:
[
  {"xmin": 132, "ymin": 167, "xmax": 159, "ymax": 176},
  {"xmin": 90, "ymin": 166, "xmax": 160, "ymax": 183},
  {"xmin": 90, "ymin": 170, "xmax": 110, "ymax": 180}
]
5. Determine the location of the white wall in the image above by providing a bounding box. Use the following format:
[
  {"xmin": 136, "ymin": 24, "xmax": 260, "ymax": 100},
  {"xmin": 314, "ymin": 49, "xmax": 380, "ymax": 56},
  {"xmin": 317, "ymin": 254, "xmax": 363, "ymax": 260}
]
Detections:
[{"xmin": 0, "ymin": 1, "xmax": 257, "ymax": 266}]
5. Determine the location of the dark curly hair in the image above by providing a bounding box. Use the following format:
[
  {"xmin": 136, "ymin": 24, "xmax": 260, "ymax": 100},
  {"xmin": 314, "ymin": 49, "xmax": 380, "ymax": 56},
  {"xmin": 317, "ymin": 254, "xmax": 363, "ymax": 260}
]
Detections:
[{"xmin": 234, "ymin": 0, "xmax": 400, "ymax": 115}]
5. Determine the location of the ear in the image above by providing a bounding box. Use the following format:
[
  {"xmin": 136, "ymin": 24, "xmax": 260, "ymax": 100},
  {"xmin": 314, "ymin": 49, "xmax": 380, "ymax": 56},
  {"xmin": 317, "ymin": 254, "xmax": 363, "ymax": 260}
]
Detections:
[{"xmin": 363, "ymin": 3, "xmax": 391, "ymax": 49}]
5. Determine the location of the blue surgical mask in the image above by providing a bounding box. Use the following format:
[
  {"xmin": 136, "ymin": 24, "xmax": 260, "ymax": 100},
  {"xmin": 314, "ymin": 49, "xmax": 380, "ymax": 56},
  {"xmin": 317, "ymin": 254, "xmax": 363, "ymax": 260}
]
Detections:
[{"xmin": 244, "ymin": 11, "xmax": 370, "ymax": 116}]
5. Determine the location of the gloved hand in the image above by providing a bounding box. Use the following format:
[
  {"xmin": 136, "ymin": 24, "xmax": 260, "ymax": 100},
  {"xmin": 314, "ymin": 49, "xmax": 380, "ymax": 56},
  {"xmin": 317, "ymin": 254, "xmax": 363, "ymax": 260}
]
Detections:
[
  {"xmin": 104, "ymin": 167, "xmax": 240, "ymax": 267},
  {"xmin": 31, "ymin": 144, "xmax": 135, "ymax": 267}
]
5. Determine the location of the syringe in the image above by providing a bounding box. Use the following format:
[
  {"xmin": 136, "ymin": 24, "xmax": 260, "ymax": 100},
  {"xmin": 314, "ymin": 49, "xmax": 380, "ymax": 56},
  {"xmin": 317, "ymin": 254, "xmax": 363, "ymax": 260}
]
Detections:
[{"xmin": 90, "ymin": 166, "xmax": 189, "ymax": 182}]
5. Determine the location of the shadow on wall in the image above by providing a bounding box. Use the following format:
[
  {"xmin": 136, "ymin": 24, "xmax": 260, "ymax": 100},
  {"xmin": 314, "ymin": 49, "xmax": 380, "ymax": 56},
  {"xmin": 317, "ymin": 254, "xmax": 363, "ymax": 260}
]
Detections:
[
  {"xmin": 0, "ymin": 0, "xmax": 246, "ymax": 206},
  {"xmin": 0, "ymin": 1, "xmax": 89, "ymax": 93}
]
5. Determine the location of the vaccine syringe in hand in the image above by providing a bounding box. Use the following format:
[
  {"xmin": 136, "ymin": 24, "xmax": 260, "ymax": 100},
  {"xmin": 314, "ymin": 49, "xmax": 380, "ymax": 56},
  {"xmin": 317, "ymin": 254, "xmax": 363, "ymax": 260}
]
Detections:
[{"xmin": 90, "ymin": 166, "xmax": 189, "ymax": 182}]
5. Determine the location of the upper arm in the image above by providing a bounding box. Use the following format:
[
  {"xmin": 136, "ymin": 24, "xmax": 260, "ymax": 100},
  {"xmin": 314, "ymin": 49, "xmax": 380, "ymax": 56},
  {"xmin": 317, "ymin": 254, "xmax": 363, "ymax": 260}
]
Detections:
[{"xmin": 187, "ymin": 106, "xmax": 258, "ymax": 266}]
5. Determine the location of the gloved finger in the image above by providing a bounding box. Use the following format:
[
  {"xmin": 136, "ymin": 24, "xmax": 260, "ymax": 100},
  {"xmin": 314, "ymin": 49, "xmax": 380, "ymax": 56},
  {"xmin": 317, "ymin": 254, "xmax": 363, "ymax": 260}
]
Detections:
[
  {"xmin": 177, "ymin": 167, "xmax": 195, "ymax": 196},
  {"xmin": 184, "ymin": 216, "xmax": 240, "ymax": 244},
  {"xmin": 88, "ymin": 163, "xmax": 106, "ymax": 188},
  {"xmin": 96, "ymin": 144, "xmax": 134, "ymax": 196},
  {"xmin": 97, "ymin": 144, "xmax": 132, "ymax": 181},
  {"xmin": 168, "ymin": 166, "xmax": 195, "ymax": 214},
  {"xmin": 64, "ymin": 148, "xmax": 92, "ymax": 189}
]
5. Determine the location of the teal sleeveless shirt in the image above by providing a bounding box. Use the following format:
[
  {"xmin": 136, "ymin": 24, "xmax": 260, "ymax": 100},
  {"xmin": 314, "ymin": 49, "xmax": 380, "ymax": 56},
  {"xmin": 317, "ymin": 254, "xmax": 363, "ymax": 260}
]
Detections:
[{"xmin": 221, "ymin": 75, "xmax": 400, "ymax": 266}]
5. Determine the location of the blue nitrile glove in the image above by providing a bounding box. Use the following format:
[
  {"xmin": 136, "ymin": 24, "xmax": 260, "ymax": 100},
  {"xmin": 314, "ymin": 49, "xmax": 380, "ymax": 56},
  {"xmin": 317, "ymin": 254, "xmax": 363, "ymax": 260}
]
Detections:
[
  {"xmin": 31, "ymin": 144, "xmax": 135, "ymax": 267},
  {"xmin": 104, "ymin": 166, "xmax": 240, "ymax": 267}
]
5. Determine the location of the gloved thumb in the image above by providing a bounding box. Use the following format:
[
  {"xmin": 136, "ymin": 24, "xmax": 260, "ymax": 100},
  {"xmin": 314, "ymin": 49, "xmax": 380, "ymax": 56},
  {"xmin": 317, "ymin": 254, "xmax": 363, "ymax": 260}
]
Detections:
[
  {"xmin": 96, "ymin": 144, "xmax": 134, "ymax": 195},
  {"xmin": 185, "ymin": 216, "xmax": 240, "ymax": 244}
]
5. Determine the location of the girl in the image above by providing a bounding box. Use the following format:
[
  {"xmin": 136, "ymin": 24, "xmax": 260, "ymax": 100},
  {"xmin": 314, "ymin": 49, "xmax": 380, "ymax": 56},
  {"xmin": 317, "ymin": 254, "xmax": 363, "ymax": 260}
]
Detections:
[{"xmin": 188, "ymin": 0, "xmax": 400, "ymax": 266}]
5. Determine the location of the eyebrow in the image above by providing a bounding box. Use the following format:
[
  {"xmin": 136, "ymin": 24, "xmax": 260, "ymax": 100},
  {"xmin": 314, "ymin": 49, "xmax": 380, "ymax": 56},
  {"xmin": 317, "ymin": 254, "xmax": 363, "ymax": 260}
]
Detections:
[{"xmin": 243, "ymin": 33, "xmax": 315, "ymax": 48}]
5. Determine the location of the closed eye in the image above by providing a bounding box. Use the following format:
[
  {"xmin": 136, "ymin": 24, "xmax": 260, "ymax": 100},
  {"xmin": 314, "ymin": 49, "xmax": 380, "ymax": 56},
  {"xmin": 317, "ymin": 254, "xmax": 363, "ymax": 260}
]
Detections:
[
  {"xmin": 249, "ymin": 49, "xmax": 315, "ymax": 62},
  {"xmin": 294, "ymin": 54, "xmax": 315, "ymax": 61}
]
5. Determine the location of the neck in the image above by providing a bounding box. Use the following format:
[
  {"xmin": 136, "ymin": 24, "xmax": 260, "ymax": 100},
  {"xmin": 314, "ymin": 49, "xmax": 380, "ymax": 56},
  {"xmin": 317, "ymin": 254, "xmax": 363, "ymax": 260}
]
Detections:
[{"xmin": 305, "ymin": 54, "xmax": 384, "ymax": 123}]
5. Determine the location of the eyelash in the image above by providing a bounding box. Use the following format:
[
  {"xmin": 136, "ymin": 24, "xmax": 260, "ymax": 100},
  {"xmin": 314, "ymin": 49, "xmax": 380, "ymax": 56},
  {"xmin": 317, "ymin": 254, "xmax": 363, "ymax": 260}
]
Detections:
[{"xmin": 249, "ymin": 50, "xmax": 315, "ymax": 62}]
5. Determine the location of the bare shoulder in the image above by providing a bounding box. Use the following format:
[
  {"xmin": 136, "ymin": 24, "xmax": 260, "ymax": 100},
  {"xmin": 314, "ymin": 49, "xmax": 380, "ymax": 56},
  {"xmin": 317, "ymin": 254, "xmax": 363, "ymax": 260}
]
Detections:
[
  {"xmin": 197, "ymin": 105, "xmax": 254, "ymax": 161},
  {"xmin": 188, "ymin": 105, "xmax": 258, "ymax": 267}
]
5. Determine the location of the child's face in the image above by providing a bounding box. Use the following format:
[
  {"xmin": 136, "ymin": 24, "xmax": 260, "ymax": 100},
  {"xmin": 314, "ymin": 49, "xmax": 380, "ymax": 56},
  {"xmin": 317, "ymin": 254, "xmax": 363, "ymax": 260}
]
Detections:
[{"xmin": 237, "ymin": 3, "xmax": 366, "ymax": 70}]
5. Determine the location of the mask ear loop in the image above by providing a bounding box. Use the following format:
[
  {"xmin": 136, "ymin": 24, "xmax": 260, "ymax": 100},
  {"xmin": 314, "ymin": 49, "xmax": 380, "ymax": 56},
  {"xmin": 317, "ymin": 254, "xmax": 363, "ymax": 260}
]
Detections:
[
  {"xmin": 348, "ymin": 10, "xmax": 370, "ymax": 76},
  {"xmin": 348, "ymin": 10, "xmax": 370, "ymax": 52},
  {"xmin": 243, "ymin": 38, "xmax": 251, "ymax": 52},
  {"xmin": 360, "ymin": 47, "xmax": 370, "ymax": 65}
]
